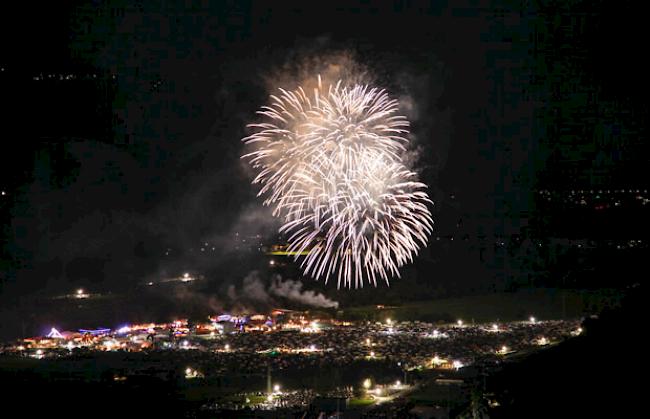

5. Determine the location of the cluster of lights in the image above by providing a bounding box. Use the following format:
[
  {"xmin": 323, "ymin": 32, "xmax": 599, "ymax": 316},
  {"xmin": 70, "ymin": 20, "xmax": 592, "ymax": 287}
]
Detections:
[
  {"xmin": 537, "ymin": 188, "xmax": 650, "ymax": 208},
  {"xmin": 300, "ymin": 321, "xmax": 321, "ymax": 334},
  {"xmin": 31, "ymin": 73, "xmax": 117, "ymax": 81},
  {"xmin": 75, "ymin": 289, "xmax": 89, "ymax": 299},
  {"xmin": 431, "ymin": 355, "xmax": 446, "ymax": 366},
  {"xmin": 185, "ymin": 367, "xmax": 202, "ymax": 379},
  {"xmin": 431, "ymin": 235, "xmax": 648, "ymax": 251},
  {"xmin": 425, "ymin": 329, "xmax": 449, "ymax": 339}
]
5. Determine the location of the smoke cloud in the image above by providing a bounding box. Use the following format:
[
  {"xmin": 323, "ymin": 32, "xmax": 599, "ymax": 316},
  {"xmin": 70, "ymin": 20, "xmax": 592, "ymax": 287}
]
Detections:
[
  {"xmin": 268, "ymin": 275, "xmax": 339, "ymax": 309},
  {"xmin": 161, "ymin": 270, "xmax": 339, "ymax": 315},
  {"xmin": 241, "ymin": 271, "xmax": 271, "ymax": 303}
]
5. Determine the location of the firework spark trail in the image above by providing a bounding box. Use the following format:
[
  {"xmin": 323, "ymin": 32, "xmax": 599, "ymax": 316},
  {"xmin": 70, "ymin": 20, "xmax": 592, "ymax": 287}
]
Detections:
[{"xmin": 242, "ymin": 77, "xmax": 433, "ymax": 288}]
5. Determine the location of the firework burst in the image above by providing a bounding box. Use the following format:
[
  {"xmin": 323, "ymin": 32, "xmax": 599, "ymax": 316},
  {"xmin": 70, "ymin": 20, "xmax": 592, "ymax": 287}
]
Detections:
[{"xmin": 243, "ymin": 77, "xmax": 433, "ymax": 288}]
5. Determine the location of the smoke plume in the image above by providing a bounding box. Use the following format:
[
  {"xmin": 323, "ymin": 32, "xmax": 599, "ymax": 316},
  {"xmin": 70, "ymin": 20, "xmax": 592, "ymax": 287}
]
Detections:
[{"xmin": 268, "ymin": 275, "xmax": 339, "ymax": 309}]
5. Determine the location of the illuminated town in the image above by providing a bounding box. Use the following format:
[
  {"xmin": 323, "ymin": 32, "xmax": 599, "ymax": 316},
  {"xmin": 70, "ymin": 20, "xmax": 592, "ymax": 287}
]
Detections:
[{"xmin": 1, "ymin": 305, "xmax": 582, "ymax": 416}]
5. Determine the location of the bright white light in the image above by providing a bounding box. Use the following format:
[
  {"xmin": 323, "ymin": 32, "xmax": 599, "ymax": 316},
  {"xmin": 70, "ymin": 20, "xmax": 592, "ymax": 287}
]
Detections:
[
  {"xmin": 492, "ymin": 324, "xmax": 499, "ymax": 331},
  {"xmin": 185, "ymin": 367, "xmax": 192, "ymax": 375},
  {"xmin": 309, "ymin": 344, "xmax": 316, "ymax": 351},
  {"xmin": 224, "ymin": 344, "xmax": 230, "ymax": 351},
  {"xmin": 273, "ymin": 384, "xmax": 280, "ymax": 393},
  {"xmin": 452, "ymin": 360, "xmax": 463, "ymax": 370},
  {"xmin": 432, "ymin": 355, "xmax": 443, "ymax": 366},
  {"xmin": 529, "ymin": 316, "xmax": 536, "ymax": 324},
  {"xmin": 457, "ymin": 319, "xmax": 463, "ymax": 326},
  {"xmin": 365, "ymin": 338, "xmax": 371, "ymax": 345},
  {"xmin": 386, "ymin": 318, "xmax": 392, "ymax": 325},
  {"xmin": 267, "ymin": 395, "xmax": 273, "ymax": 402},
  {"xmin": 571, "ymin": 327, "xmax": 583, "ymax": 336},
  {"xmin": 36, "ymin": 350, "xmax": 43, "ymax": 355},
  {"xmin": 183, "ymin": 273, "xmax": 189, "ymax": 278},
  {"xmin": 76, "ymin": 289, "xmax": 84, "ymax": 295},
  {"xmin": 47, "ymin": 328, "xmax": 64, "ymax": 339},
  {"xmin": 370, "ymin": 351, "xmax": 375, "ymax": 357},
  {"xmin": 395, "ymin": 380, "xmax": 401, "ymax": 387},
  {"xmin": 363, "ymin": 378, "xmax": 371, "ymax": 389}
]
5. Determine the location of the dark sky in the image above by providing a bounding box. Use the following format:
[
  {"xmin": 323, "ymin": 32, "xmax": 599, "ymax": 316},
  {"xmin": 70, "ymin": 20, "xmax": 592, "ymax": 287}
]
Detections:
[{"xmin": 1, "ymin": 0, "xmax": 648, "ymax": 304}]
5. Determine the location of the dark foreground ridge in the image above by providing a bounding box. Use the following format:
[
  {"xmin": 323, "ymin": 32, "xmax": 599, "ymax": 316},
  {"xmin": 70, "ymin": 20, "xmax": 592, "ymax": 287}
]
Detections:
[{"xmin": 482, "ymin": 284, "xmax": 643, "ymax": 418}]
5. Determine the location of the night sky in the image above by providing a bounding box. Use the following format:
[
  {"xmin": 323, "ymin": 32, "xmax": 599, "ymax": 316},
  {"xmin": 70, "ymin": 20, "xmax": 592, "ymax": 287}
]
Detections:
[{"xmin": 1, "ymin": 0, "xmax": 648, "ymax": 316}]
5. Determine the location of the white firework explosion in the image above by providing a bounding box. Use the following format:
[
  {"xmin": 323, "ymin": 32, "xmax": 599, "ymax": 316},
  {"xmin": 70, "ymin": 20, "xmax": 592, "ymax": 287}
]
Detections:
[{"xmin": 242, "ymin": 77, "xmax": 433, "ymax": 288}]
